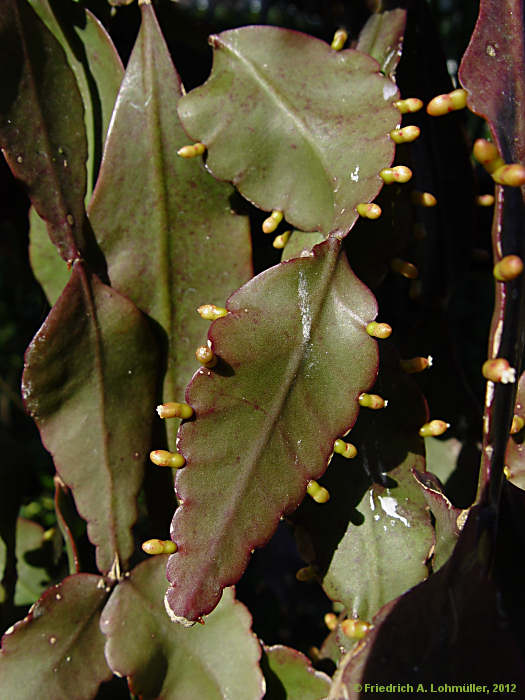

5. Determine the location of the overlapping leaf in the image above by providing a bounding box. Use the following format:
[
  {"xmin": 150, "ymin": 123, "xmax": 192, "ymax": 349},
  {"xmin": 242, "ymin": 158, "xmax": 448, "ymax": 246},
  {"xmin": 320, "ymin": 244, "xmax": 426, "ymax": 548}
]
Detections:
[
  {"xmin": 0, "ymin": 0, "xmax": 87, "ymax": 261},
  {"xmin": 88, "ymin": 3, "xmax": 252, "ymax": 447},
  {"xmin": 100, "ymin": 556, "xmax": 264, "ymax": 699},
  {"xmin": 0, "ymin": 518, "xmax": 51, "ymax": 606},
  {"xmin": 166, "ymin": 238, "xmax": 379, "ymax": 621},
  {"xmin": 0, "ymin": 574, "xmax": 112, "ymax": 700},
  {"xmin": 261, "ymin": 645, "xmax": 331, "ymax": 700},
  {"xmin": 356, "ymin": 8, "xmax": 406, "ymax": 80},
  {"xmin": 178, "ymin": 26, "xmax": 401, "ymax": 236},
  {"xmin": 22, "ymin": 263, "xmax": 160, "ymax": 573}
]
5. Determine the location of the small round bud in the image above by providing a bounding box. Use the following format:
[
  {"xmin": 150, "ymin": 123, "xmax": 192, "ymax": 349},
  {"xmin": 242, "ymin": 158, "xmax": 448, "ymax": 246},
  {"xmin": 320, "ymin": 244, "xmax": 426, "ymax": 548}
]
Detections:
[
  {"xmin": 150, "ymin": 450, "xmax": 186, "ymax": 468},
  {"xmin": 379, "ymin": 166, "xmax": 412, "ymax": 184},
  {"xmin": 419, "ymin": 420, "xmax": 450, "ymax": 437},
  {"xmin": 359, "ymin": 393, "xmax": 387, "ymax": 409},
  {"xmin": 142, "ymin": 539, "xmax": 177, "ymax": 555},
  {"xmin": 472, "ymin": 139, "xmax": 503, "ymax": 172},
  {"xmin": 273, "ymin": 230, "xmax": 291, "ymax": 249},
  {"xmin": 394, "ymin": 98, "xmax": 424, "ymax": 114},
  {"xmin": 262, "ymin": 210, "xmax": 283, "ymax": 234},
  {"xmin": 390, "ymin": 258, "xmax": 418, "ymax": 279},
  {"xmin": 341, "ymin": 618, "xmax": 371, "ymax": 639},
  {"xmin": 324, "ymin": 612, "xmax": 338, "ymax": 630},
  {"xmin": 296, "ymin": 565, "xmax": 316, "ymax": 582},
  {"xmin": 400, "ymin": 356, "xmax": 432, "ymax": 373},
  {"xmin": 306, "ymin": 480, "xmax": 330, "ymax": 503},
  {"xmin": 390, "ymin": 125, "xmax": 420, "ymax": 144},
  {"xmin": 197, "ymin": 304, "xmax": 228, "ymax": 320},
  {"xmin": 411, "ymin": 191, "xmax": 437, "ymax": 207},
  {"xmin": 331, "ymin": 29, "xmax": 348, "ymax": 51},
  {"xmin": 492, "ymin": 163, "xmax": 525, "ymax": 187},
  {"xmin": 504, "ymin": 465, "xmax": 512, "ymax": 480},
  {"xmin": 366, "ymin": 321, "xmax": 392, "ymax": 339},
  {"xmin": 482, "ymin": 358, "xmax": 516, "ymax": 383},
  {"xmin": 493, "ymin": 255, "xmax": 524, "ymax": 281},
  {"xmin": 510, "ymin": 415, "xmax": 524, "ymax": 435},
  {"xmin": 156, "ymin": 402, "xmax": 194, "ymax": 419},
  {"xmin": 476, "ymin": 194, "xmax": 495, "ymax": 206},
  {"xmin": 356, "ymin": 202, "xmax": 382, "ymax": 219},
  {"xmin": 334, "ymin": 438, "xmax": 358, "ymax": 459},
  {"xmin": 426, "ymin": 88, "xmax": 467, "ymax": 116},
  {"xmin": 196, "ymin": 345, "xmax": 217, "ymax": 368},
  {"xmin": 177, "ymin": 142, "xmax": 206, "ymax": 158}
]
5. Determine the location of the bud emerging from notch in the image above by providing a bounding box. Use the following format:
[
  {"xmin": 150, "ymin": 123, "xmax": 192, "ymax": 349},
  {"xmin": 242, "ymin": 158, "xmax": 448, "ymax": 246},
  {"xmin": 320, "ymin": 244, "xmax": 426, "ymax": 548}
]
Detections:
[
  {"xmin": 334, "ymin": 438, "xmax": 358, "ymax": 459},
  {"xmin": 411, "ymin": 191, "xmax": 437, "ymax": 207},
  {"xmin": 493, "ymin": 255, "xmax": 524, "ymax": 282},
  {"xmin": 156, "ymin": 402, "xmax": 193, "ymax": 419},
  {"xmin": 366, "ymin": 321, "xmax": 392, "ymax": 339},
  {"xmin": 142, "ymin": 539, "xmax": 177, "ymax": 555},
  {"xmin": 357, "ymin": 203, "xmax": 382, "ymax": 219},
  {"xmin": 196, "ymin": 345, "xmax": 217, "ymax": 368},
  {"xmin": 262, "ymin": 210, "xmax": 283, "ymax": 234},
  {"xmin": 341, "ymin": 618, "xmax": 371, "ymax": 639},
  {"xmin": 492, "ymin": 164, "xmax": 525, "ymax": 187},
  {"xmin": 390, "ymin": 125, "xmax": 420, "ymax": 144},
  {"xmin": 426, "ymin": 88, "xmax": 467, "ymax": 116},
  {"xmin": 331, "ymin": 28, "xmax": 348, "ymax": 51},
  {"xmin": 472, "ymin": 139, "xmax": 503, "ymax": 173},
  {"xmin": 324, "ymin": 613, "xmax": 338, "ymax": 630},
  {"xmin": 197, "ymin": 304, "xmax": 228, "ymax": 321},
  {"xmin": 273, "ymin": 230, "xmax": 291, "ymax": 249},
  {"xmin": 394, "ymin": 98, "xmax": 423, "ymax": 114},
  {"xmin": 306, "ymin": 480, "xmax": 330, "ymax": 503},
  {"xmin": 419, "ymin": 420, "xmax": 449, "ymax": 437},
  {"xmin": 400, "ymin": 356, "xmax": 432, "ymax": 373},
  {"xmin": 482, "ymin": 358, "xmax": 516, "ymax": 384},
  {"xmin": 150, "ymin": 450, "xmax": 186, "ymax": 468},
  {"xmin": 380, "ymin": 166, "xmax": 412, "ymax": 184},
  {"xmin": 177, "ymin": 142, "xmax": 206, "ymax": 158},
  {"xmin": 359, "ymin": 393, "xmax": 387, "ymax": 409}
]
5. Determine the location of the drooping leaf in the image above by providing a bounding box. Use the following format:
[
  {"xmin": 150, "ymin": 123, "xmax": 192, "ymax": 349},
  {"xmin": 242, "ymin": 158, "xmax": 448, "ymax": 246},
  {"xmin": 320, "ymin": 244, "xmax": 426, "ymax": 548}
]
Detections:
[
  {"xmin": 356, "ymin": 8, "xmax": 406, "ymax": 79},
  {"xmin": 412, "ymin": 470, "xmax": 463, "ymax": 572},
  {"xmin": 88, "ymin": 2, "xmax": 252, "ymax": 448},
  {"xmin": 26, "ymin": 0, "xmax": 124, "ymax": 197},
  {"xmin": 28, "ymin": 207, "xmax": 71, "ymax": 306},
  {"xmin": 166, "ymin": 238, "xmax": 379, "ymax": 622},
  {"xmin": 261, "ymin": 645, "xmax": 331, "ymax": 700},
  {"xmin": 0, "ymin": 574, "xmax": 112, "ymax": 700},
  {"xmin": 100, "ymin": 556, "xmax": 264, "ymax": 700},
  {"xmin": 0, "ymin": 0, "xmax": 87, "ymax": 261},
  {"xmin": 178, "ymin": 26, "xmax": 401, "ymax": 236},
  {"xmin": 22, "ymin": 262, "xmax": 160, "ymax": 574}
]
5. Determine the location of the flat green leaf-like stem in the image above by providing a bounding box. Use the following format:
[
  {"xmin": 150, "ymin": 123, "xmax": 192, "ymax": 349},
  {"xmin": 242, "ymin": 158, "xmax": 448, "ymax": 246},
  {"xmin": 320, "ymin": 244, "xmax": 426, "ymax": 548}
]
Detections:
[
  {"xmin": 178, "ymin": 26, "xmax": 400, "ymax": 236},
  {"xmin": 166, "ymin": 238, "xmax": 379, "ymax": 621},
  {"xmin": 0, "ymin": 574, "xmax": 111, "ymax": 700},
  {"xmin": 262, "ymin": 645, "xmax": 331, "ymax": 700},
  {"xmin": 100, "ymin": 556, "xmax": 264, "ymax": 700},
  {"xmin": 0, "ymin": 0, "xmax": 87, "ymax": 262},
  {"xmin": 22, "ymin": 263, "xmax": 160, "ymax": 574}
]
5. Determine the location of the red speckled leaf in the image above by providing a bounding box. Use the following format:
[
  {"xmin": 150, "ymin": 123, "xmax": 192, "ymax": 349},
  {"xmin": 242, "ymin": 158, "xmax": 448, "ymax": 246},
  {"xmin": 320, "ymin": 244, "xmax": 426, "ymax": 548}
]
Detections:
[
  {"xmin": 100, "ymin": 556, "xmax": 264, "ymax": 699},
  {"xmin": 178, "ymin": 26, "xmax": 400, "ymax": 236},
  {"xmin": 22, "ymin": 263, "xmax": 160, "ymax": 574},
  {"xmin": 0, "ymin": 0, "xmax": 87, "ymax": 261},
  {"xmin": 0, "ymin": 574, "xmax": 111, "ymax": 700},
  {"xmin": 166, "ymin": 238, "xmax": 379, "ymax": 622},
  {"xmin": 88, "ymin": 3, "xmax": 252, "ymax": 449}
]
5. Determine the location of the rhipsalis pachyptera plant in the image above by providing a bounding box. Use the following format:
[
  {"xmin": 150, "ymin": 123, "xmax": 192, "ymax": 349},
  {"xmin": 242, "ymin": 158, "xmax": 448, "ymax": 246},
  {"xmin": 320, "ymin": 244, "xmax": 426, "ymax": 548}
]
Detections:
[{"xmin": 1, "ymin": 0, "xmax": 525, "ymax": 697}]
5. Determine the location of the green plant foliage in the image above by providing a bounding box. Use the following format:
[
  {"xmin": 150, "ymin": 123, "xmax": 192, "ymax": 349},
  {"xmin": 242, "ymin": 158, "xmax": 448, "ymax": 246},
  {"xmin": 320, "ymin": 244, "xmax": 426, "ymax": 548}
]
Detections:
[
  {"xmin": 178, "ymin": 26, "xmax": 400, "ymax": 236},
  {"xmin": 166, "ymin": 238, "xmax": 379, "ymax": 621},
  {"xmin": 22, "ymin": 265, "xmax": 160, "ymax": 573},
  {"xmin": 261, "ymin": 645, "xmax": 331, "ymax": 700},
  {"xmin": 100, "ymin": 556, "xmax": 264, "ymax": 699},
  {"xmin": 88, "ymin": 3, "xmax": 252, "ymax": 447},
  {"xmin": 0, "ymin": 574, "xmax": 112, "ymax": 699},
  {"xmin": 0, "ymin": 518, "xmax": 51, "ymax": 605}
]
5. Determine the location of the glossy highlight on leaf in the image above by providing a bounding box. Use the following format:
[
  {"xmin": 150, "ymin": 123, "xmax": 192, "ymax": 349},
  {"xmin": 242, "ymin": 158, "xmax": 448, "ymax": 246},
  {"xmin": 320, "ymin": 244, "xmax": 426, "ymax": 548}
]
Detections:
[
  {"xmin": 178, "ymin": 26, "xmax": 401, "ymax": 236},
  {"xmin": 167, "ymin": 238, "xmax": 379, "ymax": 621}
]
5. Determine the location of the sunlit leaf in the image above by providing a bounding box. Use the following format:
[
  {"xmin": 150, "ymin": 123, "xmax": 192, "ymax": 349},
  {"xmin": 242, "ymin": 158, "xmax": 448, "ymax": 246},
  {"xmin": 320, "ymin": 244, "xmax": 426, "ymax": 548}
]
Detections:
[
  {"xmin": 166, "ymin": 238, "xmax": 379, "ymax": 621},
  {"xmin": 178, "ymin": 26, "xmax": 400, "ymax": 236},
  {"xmin": 100, "ymin": 556, "xmax": 264, "ymax": 699}
]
